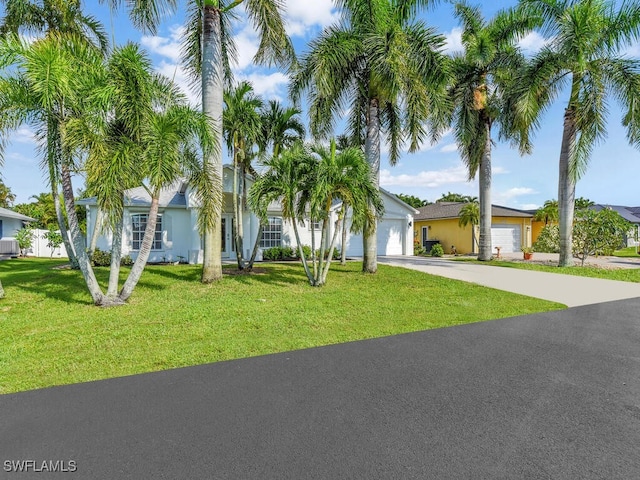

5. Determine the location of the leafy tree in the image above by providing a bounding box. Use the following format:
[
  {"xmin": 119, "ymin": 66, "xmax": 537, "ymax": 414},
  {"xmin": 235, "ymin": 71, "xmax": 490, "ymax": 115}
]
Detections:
[
  {"xmin": 291, "ymin": 0, "xmax": 449, "ymax": 274},
  {"xmin": 458, "ymin": 201, "xmax": 479, "ymax": 253},
  {"xmin": 437, "ymin": 192, "xmax": 477, "ymax": 203},
  {"xmin": 0, "ymin": 180, "xmax": 15, "ymax": 207},
  {"xmin": 516, "ymin": 0, "xmax": 640, "ymax": 267},
  {"xmin": 573, "ymin": 208, "xmax": 631, "ymax": 266},
  {"xmin": 447, "ymin": 2, "xmax": 534, "ymax": 261},
  {"xmin": 108, "ymin": 0, "xmax": 295, "ymax": 284},
  {"xmin": 14, "ymin": 226, "xmax": 33, "ymax": 256},
  {"xmin": 42, "ymin": 228, "xmax": 63, "ymax": 258},
  {"xmin": 396, "ymin": 193, "xmax": 430, "ymax": 209},
  {"xmin": 533, "ymin": 224, "xmax": 560, "ymax": 253},
  {"xmin": 259, "ymin": 100, "xmax": 305, "ymax": 160},
  {"xmin": 223, "ymin": 81, "xmax": 263, "ymax": 270}
]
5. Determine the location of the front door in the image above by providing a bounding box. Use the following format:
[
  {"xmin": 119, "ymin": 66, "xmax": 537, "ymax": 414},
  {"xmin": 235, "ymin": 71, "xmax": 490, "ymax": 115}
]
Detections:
[{"xmin": 422, "ymin": 226, "xmax": 428, "ymax": 248}]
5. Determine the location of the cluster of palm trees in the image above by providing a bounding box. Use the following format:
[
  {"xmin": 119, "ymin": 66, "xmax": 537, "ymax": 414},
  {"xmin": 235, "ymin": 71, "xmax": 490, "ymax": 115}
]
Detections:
[{"xmin": 1, "ymin": 0, "xmax": 640, "ymax": 303}]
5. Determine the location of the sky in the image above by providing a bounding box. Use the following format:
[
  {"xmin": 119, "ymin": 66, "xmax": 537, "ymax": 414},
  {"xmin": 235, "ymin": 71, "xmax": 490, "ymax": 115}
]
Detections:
[{"xmin": 1, "ymin": 0, "xmax": 639, "ymax": 210}]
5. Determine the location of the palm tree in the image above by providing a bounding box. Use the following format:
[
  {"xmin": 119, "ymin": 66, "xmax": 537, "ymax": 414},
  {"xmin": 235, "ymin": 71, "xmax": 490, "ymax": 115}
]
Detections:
[
  {"xmin": 259, "ymin": 100, "xmax": 305, "ymax": 159},
  {"xmin": 458, "ymin": 201, "xmax": 479, "ymax": 253},
  {"xmin": 291, "ymin": 0, "xmax": 449, "ymax": 274},
  {"xmin": 0, "ymin": 33, "xmax": 106, "ymax": 303},
  {"xmin": 0, "ymin": 1, "xmax": 108, "ymax": 269},
  {"xmin": 223, "ymin": 81, "xmax": 263, "ymax": 270},
  {"xmin": 0, "ymin": 180, "xmax": 15, "ymax": 207},
  {"xmin": 516, "ymin": 0, "xmax": 640, "ymax": 267},
  {"xmin": 534, "ymin": 199, "xmax": 559, "ymax": 226},
  {"xmin": 448, "ymin": 2, "xmax": 535, "ymax": 261},
  {"xmin": 0, "ymin": 279, "xmax": 4, "ymax": 298},
  {"xmin": 108, "ymin": 0, "xmax": 294, "ymax": 283}
]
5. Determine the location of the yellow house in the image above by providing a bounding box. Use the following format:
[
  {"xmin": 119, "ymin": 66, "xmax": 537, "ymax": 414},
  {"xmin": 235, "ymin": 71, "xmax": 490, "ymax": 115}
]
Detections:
[{"xmin": 413, "ymin": 202, "xmax": 534, "ymax": 255}]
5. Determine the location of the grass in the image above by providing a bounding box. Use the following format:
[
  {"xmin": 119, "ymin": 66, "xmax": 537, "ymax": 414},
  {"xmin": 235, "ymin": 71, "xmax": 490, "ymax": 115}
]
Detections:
[
  {"xmin": 452, "ymin": 257, "xmax": 640, "ymax": 282},
  {"xmin": 613, "ymin": 247, "xmax": 640, "ymax": 258},
  {"xmin": 0, "ymin": 258, "xmax": 564, "ymax": 394}
]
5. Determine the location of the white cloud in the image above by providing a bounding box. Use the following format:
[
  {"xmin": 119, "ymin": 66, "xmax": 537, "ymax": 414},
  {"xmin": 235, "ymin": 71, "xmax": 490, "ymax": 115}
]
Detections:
[
  {"xmin": 14, "ymin": 127, "xmax": 36, "ymax": 144},
  {"xmin": 519, "ymin": 203, "xmax": 541, "ymax": 210},
  {"xmin": 503, "ymin": 187, "xmax": 538, "ymax": 198},
  {"xmin": 380, "ymin": 165, "xmax": 470, "ymax": 188},
  {"xmin": 154, "ymin": 61, "xmax": 199, "ymax": 105},
  {"xmin": 492, "ymin": 187, "xmax": 538, "ymax": 206},
  {"xmin": 443, "ymin": 27, "xmax": 463, "ymax": 54},
  {"xmin": 140, "ymin": 25, "xmax": 183, "ymax": 62},
  {"xmin": 440, "ymin": 143, "xmax": 459, "ymax": 153},
  {"xmin": 284, "ymin": 0, "xmax": 339, "ymax": 36},
  {"xmin": 517, "ymin": 31, "xmax": 548, "ymax": 55},
  {"xmin": 237, "ymin": 72, "xmax": 289, "ymax": 100}
]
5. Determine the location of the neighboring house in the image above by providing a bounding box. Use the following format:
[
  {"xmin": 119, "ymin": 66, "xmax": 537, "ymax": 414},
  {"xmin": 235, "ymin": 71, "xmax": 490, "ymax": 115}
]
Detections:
[
  {"xmin": 78, "ymin": 166, "xmax": 417, "ymax": 263},
  {"xmin": 592, "ymin": 204, "xmax": 640, "ymax": 247},
  {"xmin": 413, "ymin": 202, "xmax": 533, "ymax": 254},
  {"xmin": 0, "ymin": 207, "xmax": 36, "ymax": 255}
]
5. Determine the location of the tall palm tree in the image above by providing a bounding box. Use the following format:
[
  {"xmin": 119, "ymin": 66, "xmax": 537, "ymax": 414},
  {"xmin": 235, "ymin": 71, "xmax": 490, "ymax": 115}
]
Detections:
[
  {"xmin": 291, "ymin": 0, "xmax": 449, "ymax": 274},
  {"xmin": 0, "ymin": 33, "xmax": 106, "ymax": 303},
  {"xmin": 108, "ymin": 0, "xmax": 295, "ymax": 283},
  {"xmin": 534, "ymin": 199, "xmax": 559, "ymax": 226},
  {"xmin": 516, "ymin": 0, "xmax": 640, "ymax": 267},
  {"xmin": 0, "ymin": 0, "xmax": 109, "ymax": 268},
  {"xmin": 223, "ymin": 81, "xmax": 263, "ymax": 270},
  {"xmin": 458, "ymin": 201, "xmax": 479, "ymax": 253},
  {"xmin": 0, "ymin": 279, "xmax": 4, "ymax": 298},
  {"xmin": 448, "ymin": 2, "xmax": 535, "ymax": 261}
]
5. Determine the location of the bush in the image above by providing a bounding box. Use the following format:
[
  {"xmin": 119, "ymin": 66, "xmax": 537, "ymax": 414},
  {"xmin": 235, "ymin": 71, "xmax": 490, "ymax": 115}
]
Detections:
[
  {"xmin": 430, "ymin": 243, "xmax": 444, "ymax": 257},
  {"xmin": 91, "ymin": 247, "xmax": 133, "ymax": 266},
  {"xmin": 533, "ymin": 225, "xmax": 560, "ymax": 253},
  {"xmin": 413, "ymin": 239, "xmax": 426, "ymax": 256},
  {"xmin": 15, "ymin": 228, "xmax": 33, "ymax": 256},
  {"xmin": 262, "ymin": 246, "xmax": 296, "ymax": 261}
]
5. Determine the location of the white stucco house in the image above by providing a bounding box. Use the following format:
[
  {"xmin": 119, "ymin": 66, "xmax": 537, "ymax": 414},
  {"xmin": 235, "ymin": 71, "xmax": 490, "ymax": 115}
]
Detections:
[
  {"xmin": 0, "ymin": 207, "xmax": 36, "ymax": 256},
  {"xmin": 78, "ymin": 166, "xmax": 417, "ymax": 263}
]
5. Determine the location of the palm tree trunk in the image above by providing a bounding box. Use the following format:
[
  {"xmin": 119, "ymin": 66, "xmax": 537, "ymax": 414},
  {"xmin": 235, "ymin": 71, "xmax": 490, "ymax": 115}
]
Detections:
[
  {"xmin": 89, "ymin": 207, "xmax": 104, "ymax": 257},
  {"xmin": 478, "ymin": 121, "xmax": 492, "ymax": 261},
  {"xmin": 341, "ymin": 207, "xmax": 348, "ymax": 265},
  {"xmin": 558, "ymin": 107, "xmax": 577, "ymax": 267},
  {"xmin": 0, "ymin": 279, "xmax": 4, "ymax": 299},
  {"xmin": 60, "ymin": 162, "xmax": 104, "ymax": 305},
  {"xmin": 232, "ymin": 150, "xmax": 245, "ymax": 269},
  {"xmin": 201, "ymin": 4, "xmax": 224, "ymax": 283},
  {"xmin": 363, "ymin": 97, "xmax": 380, "ymax": 273},
  {"xmin": 52, "ymin": 177, "xmax": 78, "ymax": 268},
  {"xmin": 320, "ymin": 207, "xmax": 344, "ymax": 285},
  {"xmin": 247, "ymin": 223, "xmax": 263, "ymax": 270},
  {"xmin": 292, "ymin": 219, "xmax": 315, "ymax": 285},
  {"xmin": 106, "ymin": 216, "xmax": 123, "ymax": 299},
  {"xmin": 118, "ymin": 196, "xmax": 160, "ymax": 302}
]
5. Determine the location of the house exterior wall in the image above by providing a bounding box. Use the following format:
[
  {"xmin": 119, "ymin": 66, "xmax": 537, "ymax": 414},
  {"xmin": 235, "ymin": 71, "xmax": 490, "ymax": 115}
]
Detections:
[
  {"xmin": 0, "ymin": 217, "xmax": 24, "ymax": 239},
  {"xmin": 413, "ymin": 216, "xmax": 532, "ymax": 255}
]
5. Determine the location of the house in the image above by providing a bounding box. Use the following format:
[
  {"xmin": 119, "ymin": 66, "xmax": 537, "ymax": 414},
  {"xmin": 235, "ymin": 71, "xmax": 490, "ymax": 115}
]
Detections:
[
  {"xmin": 413, "ymin": 202, "xmax": 533, "ymax": 254},
  {"xmin": 0, "ymin": 207, "xmax": 36, "ymax": 256},
  {"xmin": 79, "ymin": 166, "xmax": 417, "ymax": 263}
]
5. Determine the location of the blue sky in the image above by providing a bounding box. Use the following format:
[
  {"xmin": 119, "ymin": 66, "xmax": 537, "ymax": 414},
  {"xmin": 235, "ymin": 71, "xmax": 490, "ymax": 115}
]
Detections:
[{"xmin": 2, "ymin": 0, "xmax": 639, "ymax": 209}]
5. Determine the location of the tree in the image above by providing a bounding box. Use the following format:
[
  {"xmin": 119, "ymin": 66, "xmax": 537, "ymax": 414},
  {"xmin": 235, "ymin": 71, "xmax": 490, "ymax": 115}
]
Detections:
[
  {"xmin": 0, "ymin": 180, "xmax": 15, "ymax": 207},
  {"xmin": 223, "ymin": 81, "xmax": 263, "ymax": 270},
  {"xmin": 108, "ymin": 0, "xmax": 295, "ymax": 283},
  {"xmin": 572, "ymin": 208, "xmax": 631, "ymax": 266},
  {"xmin": 249, "ymin": 140, "xmax": 383, "ymax": 287},
  {"xmin": 396, "ymin": 193, "xmax": 430, "ymax": 209},
  {"xmin": 259, "ymin": 100, "xmax": 305, "ymax": 159},
  {"xmin": 516, "ymin": 0, "xmax": 640, "ymax": 267},
  {"xmin": 42, "ymin": 228, "xmax": 63, "ymax": 257},
  {"xmin": 534, "ymin": 199, "xmax": 559, "ymax": 226},
  {"xmin": 291, "ymin": 0, "xmax": 449, "ymax": 274},
  {"xmin": 0, "ymin": 279, "xmax": 4, "ymax": 298},
  {"xmin": 458, "ymin": 201, "xmax": 479, "ymax": 253},
  {"xmin": 436, "ymin": 192, "xmax": 477, "ymax": 203},
  {"xmin": 14, "ymin": 226, "xmax": 33, "ymax": 256},
  {"xmin": 447, "ymin": 2, "xmax": 535, "ymax": 261}
]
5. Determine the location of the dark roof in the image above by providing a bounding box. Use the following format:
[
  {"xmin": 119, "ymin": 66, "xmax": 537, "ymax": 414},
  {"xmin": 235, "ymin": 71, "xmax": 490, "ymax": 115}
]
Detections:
[
  {"xmin": 414, "ymin": 202, "xmax": 533, "ymax": 221},
  {"xmin": 593, "ymin": 204, "xmax": 640, "ymax": 223}
]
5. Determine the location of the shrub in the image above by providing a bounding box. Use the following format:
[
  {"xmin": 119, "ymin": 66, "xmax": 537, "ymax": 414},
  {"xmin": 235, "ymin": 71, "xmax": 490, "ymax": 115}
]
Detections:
[
  {"xmin": 91, "ymin": 247, "xmax": 133, "ymax": 266},
  {"xmin": 430, "ymin": 243, "xmax": 444, "ymax": 257},
  {"xmin": 262, "ymin": 246, "xmax": 296, "ymax": 261},
  {"xmin": 533, "ymin": 225, "xmax": 560, "ymax": 253},
  {"xmin": 15, "ymin": 228, "xmax": 34, "ymax": 257},
  {"xmin": 413, "ymin": 239, "xmax": 426, "ymax": 256}
]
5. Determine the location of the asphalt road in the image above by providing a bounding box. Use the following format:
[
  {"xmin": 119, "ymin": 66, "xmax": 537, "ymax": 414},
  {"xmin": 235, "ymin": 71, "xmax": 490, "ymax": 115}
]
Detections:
[{"xmin": 1, "ymin": 298, "xmax": 639, "ymax": 479}]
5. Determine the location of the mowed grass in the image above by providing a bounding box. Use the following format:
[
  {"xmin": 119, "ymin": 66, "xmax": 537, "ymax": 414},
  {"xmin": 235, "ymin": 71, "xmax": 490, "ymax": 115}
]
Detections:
[
  {"xmin": 614, "ymin": 246, "xmax": 640, "ymax": 258},
  {"xmin": 0, "ymin": 258, "xmax": 563, "ymax": 394}
]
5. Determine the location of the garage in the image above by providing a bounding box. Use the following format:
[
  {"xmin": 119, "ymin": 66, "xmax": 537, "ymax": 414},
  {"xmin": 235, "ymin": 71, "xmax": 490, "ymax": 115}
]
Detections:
[
  {"xmin": 343, "ymin": 218, "xmax": 405, "ymax": 256},
  {"xmin": 491, "ymin": 224, "xmax": 521, "ymax": 253}
]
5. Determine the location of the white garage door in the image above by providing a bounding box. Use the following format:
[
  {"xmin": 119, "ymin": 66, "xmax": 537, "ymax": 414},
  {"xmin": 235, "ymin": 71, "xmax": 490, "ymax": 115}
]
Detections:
[
  {"xmin": 343, "ymin": 218, "xmax": 404, "ymax": 256},
  {"xmin": 491, "ymin": 224, "xmax": 521, "ymax": 253}
]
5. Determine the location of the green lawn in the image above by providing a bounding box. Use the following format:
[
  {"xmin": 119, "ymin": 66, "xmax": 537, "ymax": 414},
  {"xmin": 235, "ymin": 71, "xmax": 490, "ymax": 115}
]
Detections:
[
  {"xmin": 0, "ymin": 258, "xmax": 563, "ymax": 394},
  {"xmin": 614, "ymin": 247, "xmax": 640, "ymax": 258},
  {"xmin": 452, "ymin": 257, "xmax": 640, "ymax": 282}
]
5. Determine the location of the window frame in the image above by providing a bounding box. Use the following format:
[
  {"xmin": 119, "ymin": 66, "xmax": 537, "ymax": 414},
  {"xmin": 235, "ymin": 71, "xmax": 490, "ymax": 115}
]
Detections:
[
  {"xmin": 131, "ymin": 213, "xmax": 163, "ymax": 251},
  {"xmin": 260, "ymin": 216, "xmax": 283, "ymax": 249}
]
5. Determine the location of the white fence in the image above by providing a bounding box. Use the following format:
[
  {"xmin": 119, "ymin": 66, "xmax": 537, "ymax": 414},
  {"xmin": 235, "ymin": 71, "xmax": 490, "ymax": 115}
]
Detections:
[{"xmin": 24, "ymin": 229, "xmax": 69, "ymax": 259}]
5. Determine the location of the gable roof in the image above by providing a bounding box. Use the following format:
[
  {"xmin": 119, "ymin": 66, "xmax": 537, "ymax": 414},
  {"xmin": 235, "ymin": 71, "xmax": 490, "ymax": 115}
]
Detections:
[
  {"xmin": 593, "ymin": 204, "xmax": 640, "ymax": 223},
  {"xmin": 414, "ymin": 202, "xmax": 533, "ymax": 221},
  {"xmin": 78, "ymin": 180, "xmax": 189, "ymax": 209},
  {"xmin": 0, "ymin": 206, "xmax": 36, "ymax": 222}
]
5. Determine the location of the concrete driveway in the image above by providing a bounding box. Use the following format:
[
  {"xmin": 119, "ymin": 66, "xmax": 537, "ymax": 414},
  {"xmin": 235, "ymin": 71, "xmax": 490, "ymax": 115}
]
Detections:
[
  {"xmin": 1, "ymin": 298, "xmax": 639, "ymax": 479},
  {"xmin": 379, "ymin": 255, "xmax": 640, "ymax": 308}
]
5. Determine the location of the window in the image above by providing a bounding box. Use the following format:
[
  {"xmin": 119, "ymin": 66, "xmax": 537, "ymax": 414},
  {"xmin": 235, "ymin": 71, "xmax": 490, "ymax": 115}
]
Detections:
[
  {"xmin": 307, "ymin": 219, "xmax": 322, "ymax": 231},
  {"xmin": 260, "ymin": 217, "xmax": 282, "ymax": 248},
  {"xmin": 0, "ymin": 220, "xmax": 3, "ymax": 238},
  {"xmin": 131, "ymin": 214, "xmax": 162, "ymax": 250}
]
